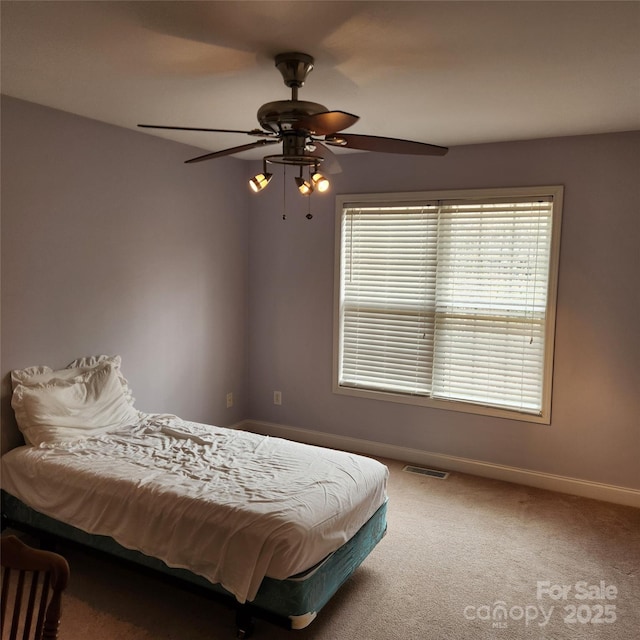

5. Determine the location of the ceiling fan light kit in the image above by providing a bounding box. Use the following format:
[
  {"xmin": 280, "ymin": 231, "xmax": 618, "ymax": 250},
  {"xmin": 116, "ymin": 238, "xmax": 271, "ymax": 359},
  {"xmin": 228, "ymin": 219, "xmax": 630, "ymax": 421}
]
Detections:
[{"xmin": 138, "ymin": 52, "xmax": 448, "ymax": 209}]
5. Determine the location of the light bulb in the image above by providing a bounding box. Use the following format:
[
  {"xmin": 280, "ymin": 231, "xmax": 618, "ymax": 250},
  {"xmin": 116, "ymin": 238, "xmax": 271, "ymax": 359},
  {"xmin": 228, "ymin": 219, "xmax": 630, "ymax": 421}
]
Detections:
[
  {"xmin": 295, "ymin": 176, "xmax": 314, "ymax": 196},
  {"xmin": 249, "ymin": 172, "xmax": 272, "ymax": 192},
  {"xmin": 312, "ymin": 172, "xmax": 330, "ymax": 193}
]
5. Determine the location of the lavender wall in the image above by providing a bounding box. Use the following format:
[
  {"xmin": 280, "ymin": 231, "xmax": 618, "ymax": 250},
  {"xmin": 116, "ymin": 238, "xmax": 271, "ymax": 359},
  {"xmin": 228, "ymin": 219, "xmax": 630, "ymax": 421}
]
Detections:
[
  {"xmin": 2, "ymin": 95, "xmax": 638, "ymax": 490},
  {"xmin": 1, "ymin": 96, "xmax": 250, "ymax": 452},
  {"xmin": 247, "ymin": 132, "xmax": 640, "ymax": 490}
]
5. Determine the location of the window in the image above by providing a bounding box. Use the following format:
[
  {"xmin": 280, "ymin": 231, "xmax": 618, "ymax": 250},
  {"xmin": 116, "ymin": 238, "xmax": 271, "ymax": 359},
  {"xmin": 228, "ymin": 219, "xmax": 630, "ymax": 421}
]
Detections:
[{"xmin": 333, "ymin": 186, "xmax": 563, "ymax": 423}]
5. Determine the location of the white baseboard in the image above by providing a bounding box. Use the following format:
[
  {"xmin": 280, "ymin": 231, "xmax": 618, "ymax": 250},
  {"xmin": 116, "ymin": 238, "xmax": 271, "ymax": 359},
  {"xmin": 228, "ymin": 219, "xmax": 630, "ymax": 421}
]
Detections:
[{"xmin": 240, "ymin": 419, "xmax": 640, "ymax": 509}]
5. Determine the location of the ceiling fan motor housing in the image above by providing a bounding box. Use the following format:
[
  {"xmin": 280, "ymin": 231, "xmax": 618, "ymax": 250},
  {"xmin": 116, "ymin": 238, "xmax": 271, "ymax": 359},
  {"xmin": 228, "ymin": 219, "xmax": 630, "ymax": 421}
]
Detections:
[{"xmin": 257, "ymin": 99, "xmax": 329, "ymax": 134}]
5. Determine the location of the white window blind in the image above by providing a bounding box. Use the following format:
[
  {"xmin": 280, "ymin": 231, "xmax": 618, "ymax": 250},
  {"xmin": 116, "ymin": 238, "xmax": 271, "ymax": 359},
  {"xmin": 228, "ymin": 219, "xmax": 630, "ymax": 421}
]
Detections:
[{"xmin": 336, "ymin": 188, "xmax": 562, "ymax": 422}]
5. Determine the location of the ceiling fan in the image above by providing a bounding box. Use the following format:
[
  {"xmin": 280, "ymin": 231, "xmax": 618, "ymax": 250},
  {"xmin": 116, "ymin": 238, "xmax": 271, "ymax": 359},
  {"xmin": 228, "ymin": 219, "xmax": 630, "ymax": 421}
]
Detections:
[{"xmin": 138, "ymin": 52, "xmax": 448, "ymax": 194}]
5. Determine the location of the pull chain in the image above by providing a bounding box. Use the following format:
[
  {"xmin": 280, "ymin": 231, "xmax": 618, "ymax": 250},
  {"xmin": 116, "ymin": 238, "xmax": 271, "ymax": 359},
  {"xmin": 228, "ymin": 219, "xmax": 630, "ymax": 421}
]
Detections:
[
  {"xmin": 282, "ymin": 165, "xmax": 287, "ymax": 220},
  {"xmin": 306, "ymin": 165, "xmax": 313, "ymax": 219}
]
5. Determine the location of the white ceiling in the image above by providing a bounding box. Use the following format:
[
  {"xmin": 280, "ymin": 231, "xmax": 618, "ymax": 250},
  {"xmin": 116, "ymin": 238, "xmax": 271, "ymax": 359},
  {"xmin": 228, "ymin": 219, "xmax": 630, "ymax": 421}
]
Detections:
[{"xmin": 2, "ymin": 1, "xmax": 639, "ymax": 160}]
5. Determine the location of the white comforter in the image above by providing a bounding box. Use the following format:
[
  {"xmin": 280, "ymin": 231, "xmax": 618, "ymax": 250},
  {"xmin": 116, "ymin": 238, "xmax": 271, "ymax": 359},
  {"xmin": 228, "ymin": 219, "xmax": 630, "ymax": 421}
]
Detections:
[{"xmin": 1, "ymin": 415, "xmax": 388, "ymax": 602}]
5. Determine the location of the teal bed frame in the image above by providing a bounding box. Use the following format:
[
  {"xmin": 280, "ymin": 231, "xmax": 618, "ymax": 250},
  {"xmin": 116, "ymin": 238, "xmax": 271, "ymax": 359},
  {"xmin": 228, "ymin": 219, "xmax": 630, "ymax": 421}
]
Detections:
[{"xmin": 1, "ymin": 490, "xmax": 387, "ymax": 638}]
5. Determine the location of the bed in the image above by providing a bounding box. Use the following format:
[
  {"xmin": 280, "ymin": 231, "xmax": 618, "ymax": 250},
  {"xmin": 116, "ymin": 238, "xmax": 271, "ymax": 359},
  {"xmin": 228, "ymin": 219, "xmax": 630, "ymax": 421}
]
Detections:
[{"xmin": 0, "ymin": 355, "xmax": 388, "ymax": 637}]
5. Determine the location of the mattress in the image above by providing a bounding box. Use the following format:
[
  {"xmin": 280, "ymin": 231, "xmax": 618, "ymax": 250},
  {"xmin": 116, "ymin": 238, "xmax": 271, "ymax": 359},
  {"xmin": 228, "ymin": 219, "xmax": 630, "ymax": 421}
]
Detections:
[{"xmin": 1, "ymin": 414, "xmax": 388, "ymax": 604}]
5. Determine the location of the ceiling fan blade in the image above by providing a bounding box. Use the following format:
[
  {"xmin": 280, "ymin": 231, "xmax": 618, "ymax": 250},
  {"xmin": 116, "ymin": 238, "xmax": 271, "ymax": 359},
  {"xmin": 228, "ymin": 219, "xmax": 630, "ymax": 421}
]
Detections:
[
  {"xmin": 313, "ymin": 142, "xmax": 342, "ymax": 175},
  {"xmin": 326, "ymin": 133, "xmax": 448, "ymax": 156},
  {"xmin": 294, "ymin": 111, "xmax": 359, "ymax": 136},
  {"xmin": 185, "ymin": 139, "xmax": 279, "ymax": 164},
  {"xmin": 138, "ymin": 124, "xmax": 274, "ymax": 137}
]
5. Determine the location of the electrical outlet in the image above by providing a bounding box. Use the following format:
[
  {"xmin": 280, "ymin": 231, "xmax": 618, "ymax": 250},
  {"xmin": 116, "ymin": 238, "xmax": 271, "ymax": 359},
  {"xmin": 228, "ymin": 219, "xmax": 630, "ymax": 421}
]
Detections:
[
  {"xmin": 273, "ymin": 391, "xmax": 282, "ymax": 405},
  {"xmin": 226, "ymin": 392, "xmax": 233, "ymax": 408}
]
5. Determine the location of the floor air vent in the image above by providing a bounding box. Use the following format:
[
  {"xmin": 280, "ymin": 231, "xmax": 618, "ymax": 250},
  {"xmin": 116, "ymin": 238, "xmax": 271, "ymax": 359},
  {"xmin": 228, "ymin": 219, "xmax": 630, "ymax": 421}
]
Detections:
[{"xmin": 402, "ymin": 465, "xmax": 449, "ymax": 479}]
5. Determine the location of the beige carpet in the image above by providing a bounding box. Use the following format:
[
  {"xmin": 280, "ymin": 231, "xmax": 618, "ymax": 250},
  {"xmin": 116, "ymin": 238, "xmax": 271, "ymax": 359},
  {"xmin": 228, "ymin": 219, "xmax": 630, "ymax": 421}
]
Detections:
[{"xmin": 11, "ymin": 458, "xmax": 640, "ymax": 639}]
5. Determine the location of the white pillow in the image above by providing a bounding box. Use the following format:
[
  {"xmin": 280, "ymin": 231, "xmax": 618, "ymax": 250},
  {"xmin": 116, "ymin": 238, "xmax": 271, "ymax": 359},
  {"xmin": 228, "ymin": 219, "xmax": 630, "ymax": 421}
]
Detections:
[
  {"xmin": 11, "ymin": 360, "xmax": 141, "ymax": 446},
  {"xmin": 11, "ymin": 355, "xmax": 136, "ymax": 406}
]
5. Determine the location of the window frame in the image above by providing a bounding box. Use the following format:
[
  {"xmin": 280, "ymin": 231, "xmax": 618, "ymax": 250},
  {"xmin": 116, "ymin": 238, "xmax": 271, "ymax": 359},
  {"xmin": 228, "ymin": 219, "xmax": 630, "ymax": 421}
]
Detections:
[{"xmin": 332, "ymin": 186, "xmax": 564, "ymax": 424}]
